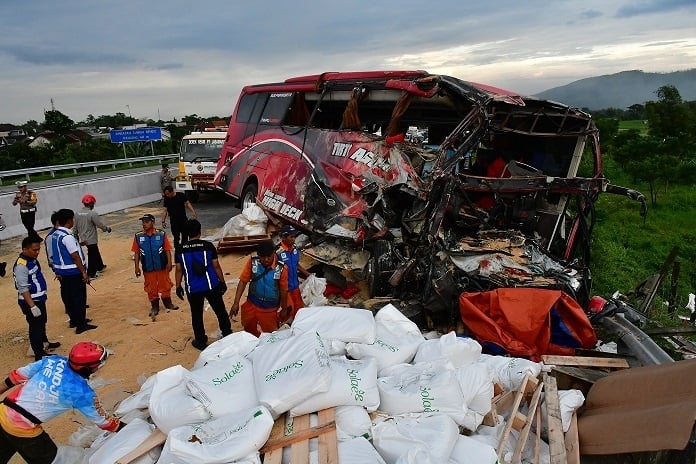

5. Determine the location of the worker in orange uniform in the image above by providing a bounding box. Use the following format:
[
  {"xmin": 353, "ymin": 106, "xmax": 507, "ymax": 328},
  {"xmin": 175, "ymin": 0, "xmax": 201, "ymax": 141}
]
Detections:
[
  {"xmin": 229, "ymin": 241, "xmax": 289, "ymax": 337},
  {"xmin": 132, "ymin": 214, "xmax": 178, "ymax": 321}
]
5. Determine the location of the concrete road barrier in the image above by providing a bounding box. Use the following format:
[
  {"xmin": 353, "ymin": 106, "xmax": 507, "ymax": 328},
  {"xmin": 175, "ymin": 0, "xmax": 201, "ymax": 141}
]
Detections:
[{"xmin": 1, "ymin": 171, "xmax": 162, "ymax": 240}]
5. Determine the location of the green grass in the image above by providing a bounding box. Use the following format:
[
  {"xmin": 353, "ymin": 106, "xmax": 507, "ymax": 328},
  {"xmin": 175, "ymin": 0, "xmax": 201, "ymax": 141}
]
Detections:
[
  {"xmin": 591, "ymin": 176, "xmax": 696, "ymax": 321},
  {"xmin": 618, "ymin": 119, "xmax": 649, "ymax": 135}
]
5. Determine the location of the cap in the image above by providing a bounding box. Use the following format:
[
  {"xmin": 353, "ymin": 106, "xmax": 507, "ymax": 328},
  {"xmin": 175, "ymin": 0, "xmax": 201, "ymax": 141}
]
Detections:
[
  {"xmin": 280, "ymin": 224, "xmax": 300, "ymax": 236},
  {"xmin": 139, "ymin": 214, "xmax": 156, "ymax": 222},
  {"xmin": 15, "ymin": 180, "xmax": 28, "ymax": 186}
]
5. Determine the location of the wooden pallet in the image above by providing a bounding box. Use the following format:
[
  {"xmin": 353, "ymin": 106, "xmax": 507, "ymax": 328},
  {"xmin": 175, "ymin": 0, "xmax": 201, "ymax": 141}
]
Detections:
[
  {"xmin": 260, "ymin": 408, "xmax": 338, "ymax": 464},
  {"xmin": 216, "ymin": 234, "xmax": 271, "ymax": 254},
  {"xmin": 115, "ymin": 428, "xmax": 167, "ymax": 464}
]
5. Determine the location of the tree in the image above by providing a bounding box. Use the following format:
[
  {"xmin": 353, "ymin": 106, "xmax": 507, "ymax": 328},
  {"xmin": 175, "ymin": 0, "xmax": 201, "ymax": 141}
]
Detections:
[
  {"xmin": 43, "ymin": 109, "xmax": 74, "ymax": 135},
  {"xmin": 645, "ymin": 85, "xmax": 691, "ymax": 139}
]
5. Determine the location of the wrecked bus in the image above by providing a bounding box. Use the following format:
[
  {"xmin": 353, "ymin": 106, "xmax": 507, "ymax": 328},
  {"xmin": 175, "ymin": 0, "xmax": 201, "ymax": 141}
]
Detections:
[{"xmin": 214, "ymin": 70, "xmax": 645, "ymax": 327}]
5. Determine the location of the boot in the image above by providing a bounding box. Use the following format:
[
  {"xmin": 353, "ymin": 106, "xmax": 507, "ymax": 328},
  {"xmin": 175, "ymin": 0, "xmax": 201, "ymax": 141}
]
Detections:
[
  {"xmin": 149, "ymin": 299, "xmax": 160, "ymax": 321},
  {"xmin": 162, "ymin": 297, "xmax": 179, "ymax": 311}
]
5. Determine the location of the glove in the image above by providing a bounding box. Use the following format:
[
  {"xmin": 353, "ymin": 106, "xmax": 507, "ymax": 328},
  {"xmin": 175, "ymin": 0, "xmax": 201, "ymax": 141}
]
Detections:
[
  {"xmin": 218, "ymin": 282, "xmax": 228, "ymax": 295},
  {"xmin": 175, "ymin": 286, "xmax": 185, "ymax": 300},
  {"xmin": 107, "ymin": 227, "xmax": 112, "ymax": 233},
  {"xmin": 30, "ymin": 306, "xmax": 41, "ymax": 317}
]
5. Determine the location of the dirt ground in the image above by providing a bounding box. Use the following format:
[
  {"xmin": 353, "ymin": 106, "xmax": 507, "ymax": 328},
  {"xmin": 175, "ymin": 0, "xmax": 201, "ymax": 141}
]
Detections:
[{"xmin": 0, "ymin": 203, "xmax": 260, "ymax": 451}]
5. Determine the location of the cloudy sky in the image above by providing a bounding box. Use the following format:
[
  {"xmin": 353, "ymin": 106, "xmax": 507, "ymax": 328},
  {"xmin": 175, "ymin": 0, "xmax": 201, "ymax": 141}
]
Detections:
[{"xmin": 1, "ymin": 0, "xmax": 694, "ymax": 125}]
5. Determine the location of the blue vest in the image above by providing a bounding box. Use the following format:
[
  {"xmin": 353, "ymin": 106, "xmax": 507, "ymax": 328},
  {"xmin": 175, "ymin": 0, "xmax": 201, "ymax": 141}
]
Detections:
[
  {"xmin": 51, "ymin": 228, "xmax": 84, "ymax": 276},
  {"xmin": 178, "ymin": 240, "xmax": 220, "ymax": 294},
  {"xmin": 135, "ymin": 231, "xmax": 168, "ymax": 272},
  {"xmin": 14, "ymin": 254, "xmax": 48, "ymax": 302},
  {"xmin": 248, "ymin": 257, "xmax": 284, "ymax": 308},
  {"xmin": 277, "ymin": 247, "xmax": 301, "ymax": 291}
]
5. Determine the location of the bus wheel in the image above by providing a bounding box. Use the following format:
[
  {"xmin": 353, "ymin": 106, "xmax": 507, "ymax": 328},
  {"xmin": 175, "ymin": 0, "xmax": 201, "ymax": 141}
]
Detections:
[{"xmin": 241, "ymin": 183, "xmax": 258, "ymax": 210}]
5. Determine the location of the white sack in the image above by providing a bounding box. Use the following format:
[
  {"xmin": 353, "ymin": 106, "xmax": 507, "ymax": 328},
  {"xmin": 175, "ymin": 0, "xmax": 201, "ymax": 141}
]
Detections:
[
  {"xmin": 346, "ymin": 304, "xmax": 424, "ymax": 373},
  {"xmin": 413, "ymin": 332, "xmax": 481, "ymax": 368},
  {"xmin": 186, "ymin": 355, "xmax": 257, "ymax": 418},
  {"xmin": 292, "ymin": 306, "xmax": 376, "ymax": 344},
  {"xmin": 372, "ymin": 414, "xmax": 459, "ymax": 464},
  {"xmin": 448, "ymin": 434, "xmax": 498, "ymax": 464},
  {"xmin": 220, "ymin": 205, "xmax": 268, "ymax": 237},
  {"xmin": 299, "ymin": 274, "xmax": 328, "ymax": 307},
  {"xmin": 159, "ymin": 406, "xmax": 273, "ymax": 464},
  {"xmin": 89, "ymin": 418, "xmax": 160, "ymax": 464},
  {"xmin": 335, "ymin": 405, "xmax": 373, "ymax": 442},
  {"xmin": 115, "ymin": 373, "xmax": 156, "ymax": 415},
  {"xmin": 290, "ymin": 356, "xmax": 379, "ymax": 416},
  {"xmin": 149, "ymin": 365, "xmax": 210, "ymax": 434},
  {"xmin": 338, "ymin": 437, "xmax": 386, "ymax": 464},
  {"xmin": 193, "ymin": 331, "xmax": 258, "ymax": 369},
  {"xmin": 254, "ymin": 328, "xmax": 293, "ymax": 348},
  {"xmin": 479, "ymin": 354, "xmax": 542, "ymax": 392},
  {"xmin": 377, "ymin": 361, "xmax": 466, "ymax": 425},
  {"xmin": 251, "ymin": 331, "xmax": 331, "ymax": 418},
  {"xmin": 53, "ymin": 446, "xmax": 89, "ymax": 464},
  {"xmin": 395, "ymin": 447, "xmax": 439, "ymax": 464},
  {"xmin": 454, "ymin": 362, "xmax": 495, "ymax": 431},
  {"xmin": 541, "ymin": 389, "xmax": 585, "ymax": 434}
]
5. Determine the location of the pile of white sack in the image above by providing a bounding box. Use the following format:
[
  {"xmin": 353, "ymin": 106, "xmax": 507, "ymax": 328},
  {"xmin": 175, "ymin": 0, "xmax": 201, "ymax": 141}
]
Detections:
[{"xmin": 55, "ymin": 303, "xmax": 586, "ymax": 464}]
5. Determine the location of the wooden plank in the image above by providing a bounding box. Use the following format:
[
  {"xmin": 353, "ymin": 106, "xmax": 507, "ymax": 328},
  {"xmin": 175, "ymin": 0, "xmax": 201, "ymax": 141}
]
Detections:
[
  {"xmin": 496, "ymin": 374, "xmax": 530, "ymax": 460},
  {"xmin": 115, "ymin": 428, "xmax": 167, "ymax": 464},
  {"xmin": 259, "ymin": 413, "xmax": 337, "ymax": 455},
  {"xmin": 534, "ymin": 404, "xmax": 542, "ymax": 464},
  {"xmin": 483, "ymin": 390, "xmax": 514, "ymax": 426},
  {"xmin": 542, "ymin": 355, "xmax": 629, "ymax": 369},
  {"xmin": 317, "ymin": 408, "xmax": 338, "ymax": 464},
  {"xmin": 511, "ymin": 381, "xmax": 544, "ymax": 464},
  {"xmin": 290, "ymin": 414, "xmax": 310, "ymax": 464},
  {"xmin": 564, "ymin": 411, "xmax": 580, "ymax": 464},
  {"xmin": 543, "ymin": 372, "xmax": 567, "ymax": 464}
]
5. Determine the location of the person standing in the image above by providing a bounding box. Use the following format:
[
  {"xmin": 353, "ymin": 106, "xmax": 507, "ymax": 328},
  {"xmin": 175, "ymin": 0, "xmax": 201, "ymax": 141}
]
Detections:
[
  {"xmin": 132, "ymin": 213, "xmax": 179, "ymax": 321},
  {"xmin": 160, "ymin": 163, "xmax": 173, "ymax": 196},
  {"xmin": 162, "ymin": 186, "xmax": 197, "ymax": 250},
  {"xmin": 74, "ymin": 194, "xmax": 111, "ymax": 279},
  {"xmin": 174, "ymin": 219, "xmax": 232, "ymax": 350},
  {"xmin": 0, "ymin": 342, "xmax": 123, "ymax": 463},
  {"xmin": 11, "ymin": 180, "xmax": 38, "ymax": 239},
  {"xmin": 51, "ymin": 208, "xmax": 96, "ymax": 334},
  {"xmin": 13, "ymin": 235, "xmax": 60, "ymax": 361},
  {"xmin": 229, "ymin": 241, "xmax": 290, "ymax": 337},
  {"xmin": 276, "ymin": 224, "xmax": 310, "ymax": 323}
]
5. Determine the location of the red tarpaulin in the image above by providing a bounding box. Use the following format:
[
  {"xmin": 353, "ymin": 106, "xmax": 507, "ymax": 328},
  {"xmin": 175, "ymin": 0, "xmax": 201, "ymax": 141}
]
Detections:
[{"xmin": 458, "ymin": 288, "xmax": 597, "ymax": 361}]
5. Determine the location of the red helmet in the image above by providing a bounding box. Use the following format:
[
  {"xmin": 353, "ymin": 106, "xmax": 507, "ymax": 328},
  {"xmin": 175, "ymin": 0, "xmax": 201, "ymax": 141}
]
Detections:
[
  {"xmin": 69, "ymin": 342, "xmax": 107, "ymax": 373},
  {"xmin": 82, "ymin": 194, "xmax": 96, "ymax": 205}
]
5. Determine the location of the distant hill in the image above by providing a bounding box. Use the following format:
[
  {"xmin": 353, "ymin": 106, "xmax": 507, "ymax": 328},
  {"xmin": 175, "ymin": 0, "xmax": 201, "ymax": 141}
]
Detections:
[{"xmin": 534, "ymin": 69, "xmax": 696, "ymax": 110}]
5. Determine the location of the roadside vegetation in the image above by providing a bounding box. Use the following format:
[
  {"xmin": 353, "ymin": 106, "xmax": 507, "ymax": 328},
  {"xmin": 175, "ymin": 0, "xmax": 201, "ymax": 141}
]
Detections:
[{"xmin": 591, "ymin": 85, "xmax": 696, "ymax": 322}]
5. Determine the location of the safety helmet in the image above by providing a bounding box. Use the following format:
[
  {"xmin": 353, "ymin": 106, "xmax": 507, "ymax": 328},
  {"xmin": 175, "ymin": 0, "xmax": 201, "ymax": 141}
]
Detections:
[
  {"xmin": 82, "ymin": 194, "xmax": 96, "ymax": 205},
  {"xmin": 69, "ymin": 342, "xmax": 107, "ymax": 373}
]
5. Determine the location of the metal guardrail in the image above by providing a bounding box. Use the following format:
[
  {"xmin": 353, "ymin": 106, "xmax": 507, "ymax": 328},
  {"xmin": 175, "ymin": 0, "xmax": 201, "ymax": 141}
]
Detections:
[{"xmin": 0, "ymin": 153, "xmax": 178, "ymax": 184}]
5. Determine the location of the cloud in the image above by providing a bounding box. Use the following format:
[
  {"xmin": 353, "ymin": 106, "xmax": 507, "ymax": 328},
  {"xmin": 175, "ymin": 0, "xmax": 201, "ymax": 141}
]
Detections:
[{"xmin": 616, "ymin": 0, "xmax": 695, "ymax": 18}]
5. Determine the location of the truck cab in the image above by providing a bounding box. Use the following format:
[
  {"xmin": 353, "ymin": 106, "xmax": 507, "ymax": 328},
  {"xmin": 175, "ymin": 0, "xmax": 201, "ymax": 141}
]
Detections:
[{"xmin": 176, "ymin": 129, "xmax": 227, "ymax": 200}]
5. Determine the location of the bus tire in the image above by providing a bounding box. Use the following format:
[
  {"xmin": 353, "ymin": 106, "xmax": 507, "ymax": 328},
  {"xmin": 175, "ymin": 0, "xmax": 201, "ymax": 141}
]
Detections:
[{"xmin": 241, "ymin": 183, "xmax": 258, "ymax": 210}]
